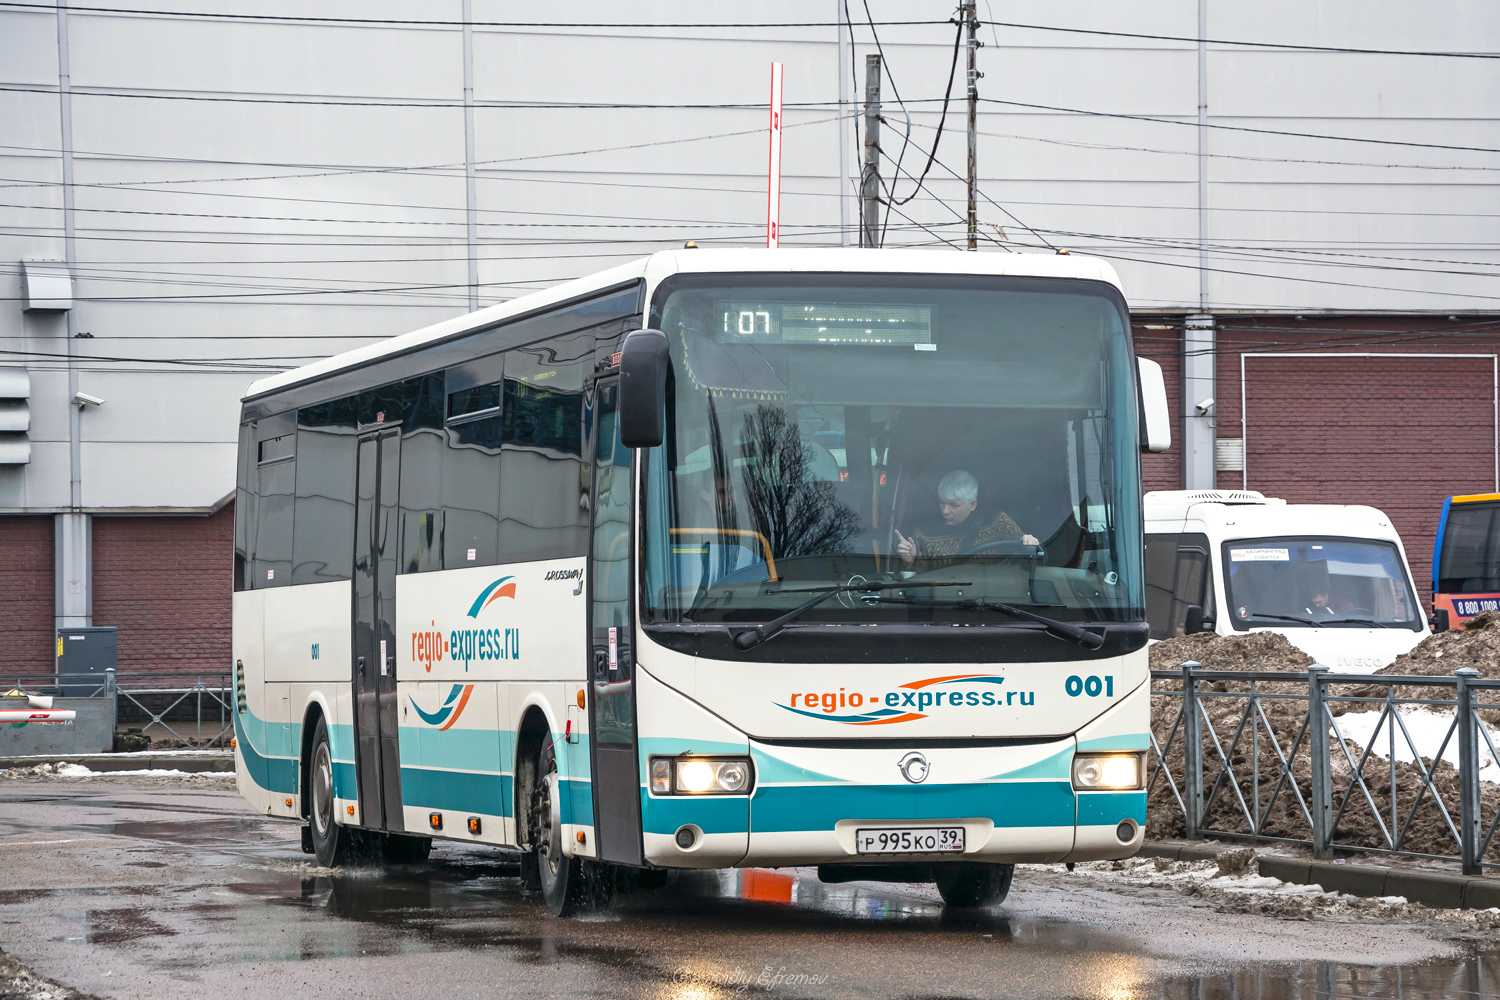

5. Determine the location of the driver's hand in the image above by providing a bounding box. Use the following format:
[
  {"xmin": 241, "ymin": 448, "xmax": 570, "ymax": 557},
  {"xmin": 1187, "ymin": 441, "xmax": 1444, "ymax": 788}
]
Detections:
[
  {"xmin": 893, "ymin": 529, "xmax": 916, "ymax": 566},
  {"xmin": 1022, "ymin": 534, "xmax": 1039, "ymax": 546}
]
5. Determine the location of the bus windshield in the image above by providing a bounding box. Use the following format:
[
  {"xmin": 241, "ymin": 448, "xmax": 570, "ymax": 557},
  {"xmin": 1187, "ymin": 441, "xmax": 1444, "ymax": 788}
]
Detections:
[
  {"xmin": 1223, "ymin": 536, "xmax": 1420, "ymax": 630},
  {"xmin": 640, "ymin": 273, "xmax": 1143, "ymax": 629}
]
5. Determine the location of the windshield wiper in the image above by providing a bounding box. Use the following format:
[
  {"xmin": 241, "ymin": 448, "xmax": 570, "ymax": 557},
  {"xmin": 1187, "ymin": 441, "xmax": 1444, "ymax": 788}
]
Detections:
[
  {"xmin": 1244, "ymin": 612, "xmax": 1321, "ymax": 627},
  {"xmin": 1322, "ymin": 617, "xmax": 1394, "ymax": 629},
  {"xmin": 872, "ymin": 597, "xmax": 1104, "ymax": 650},
  {"xmin": 731, "ymin": 581, "xmax": 972, "ymax": 650}
]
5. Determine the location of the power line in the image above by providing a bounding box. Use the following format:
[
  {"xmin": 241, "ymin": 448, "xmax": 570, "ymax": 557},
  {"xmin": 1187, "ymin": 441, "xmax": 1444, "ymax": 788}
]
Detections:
[
  {"xmin": 981, "ymin": 96, "xmax": 1500, "ymax": 156},
  {"xmin": 985, "ymin": 19, "xmax": 1500, "ymax": 60},
  {"xmin": 0, "ymin": 83, "xmax": 863, "ymax": 112},
  {"xmin": 0, "ymin": 3, "xmax": 948, "ymax": 29}
]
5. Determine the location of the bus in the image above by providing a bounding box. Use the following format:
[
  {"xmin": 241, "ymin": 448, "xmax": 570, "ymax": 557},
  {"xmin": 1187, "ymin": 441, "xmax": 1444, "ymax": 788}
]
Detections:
[
  {"xmin": 1432, "ymin": 493, "xmax": 1500, "ymax": 629},
  {"xmin": 231, "ymin": 248, "xmax": 1169, "ymax": 915}
]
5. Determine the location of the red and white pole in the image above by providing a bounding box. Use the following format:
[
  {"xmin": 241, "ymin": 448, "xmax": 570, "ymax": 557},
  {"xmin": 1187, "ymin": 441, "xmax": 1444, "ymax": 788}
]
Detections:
[
  {"xmin": 766, "ymin": 62, "xmax": 783, "ymax": 248},
  {"xmin": 0, "ymin": 709, "xmax": 77, "ymax": 723}
]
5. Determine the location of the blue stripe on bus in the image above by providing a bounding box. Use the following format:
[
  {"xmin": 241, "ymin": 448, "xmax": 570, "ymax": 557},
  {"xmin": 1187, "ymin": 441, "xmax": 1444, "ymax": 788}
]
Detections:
[
  {"xmin": 233, "ymin": 713, "xmax": 299, "ymax": 795},
  {"xmin": 641, "ymin": 790, "xmax": 750, "ymax": 835},
  {"xmin": 1433, "ymin": 495, "xmax": 1453, "ymax": 595},
  {"xmin": 1077, "ymin": 790, "xmax": 1146, "ymax": 827},
  {"xmin": 399, "ymin": 725, "xmax": 504, "ymax": 772},
  {"xmin": 1075, "ymin": 735, "xmax": 1152, "ymax": 753},
  {"xmin": 984, "ymin": 747, "xmax": 1074, "ymax": 781},
  {"xmin": 399, "ymin": 766, "xmax": 510, "ymax": 816},
  {"xmin": 749, "ymin": 781, "xmax": 1076, "ymax": 833}
]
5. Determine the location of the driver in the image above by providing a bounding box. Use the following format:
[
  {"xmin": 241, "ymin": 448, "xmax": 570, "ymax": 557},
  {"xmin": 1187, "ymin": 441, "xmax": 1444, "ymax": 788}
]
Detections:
[{"xmin": 895, "ymin": 470, "xmax": 1038, "ymax": 568}]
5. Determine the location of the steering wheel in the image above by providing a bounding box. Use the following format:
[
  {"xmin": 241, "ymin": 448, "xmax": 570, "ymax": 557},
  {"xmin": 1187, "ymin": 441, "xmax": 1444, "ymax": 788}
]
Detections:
[{"xmin": 1345, "ymin": 607, "xmax": 1375, "ymax": 618}]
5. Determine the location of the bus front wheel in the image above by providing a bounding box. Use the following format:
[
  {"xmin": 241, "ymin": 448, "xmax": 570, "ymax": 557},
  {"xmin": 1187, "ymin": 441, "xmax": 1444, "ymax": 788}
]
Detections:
[{"xmin": 935, "ymin": 862, "xmax": 1014, "ymax": 907}]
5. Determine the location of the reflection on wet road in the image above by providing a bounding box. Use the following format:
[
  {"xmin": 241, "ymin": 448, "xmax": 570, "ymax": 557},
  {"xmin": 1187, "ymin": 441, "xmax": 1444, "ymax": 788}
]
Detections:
[{"xmin": 0, "ymin": 782, "xmax": 1493, "ymax": 999}]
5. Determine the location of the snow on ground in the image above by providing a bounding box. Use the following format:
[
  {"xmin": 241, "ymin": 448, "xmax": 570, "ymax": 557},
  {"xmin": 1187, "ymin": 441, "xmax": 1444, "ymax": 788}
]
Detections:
[
  {"xmin": 0, "ymin": 762, "xmax": 234, "ymax": 780},
  {"xmin": 1334, "ymin": 707, "xmax": 1500, "ymax": 783},
  {"xmin": 1050, "ymin": 854, "xmax": 1500, "ymax": 927}
]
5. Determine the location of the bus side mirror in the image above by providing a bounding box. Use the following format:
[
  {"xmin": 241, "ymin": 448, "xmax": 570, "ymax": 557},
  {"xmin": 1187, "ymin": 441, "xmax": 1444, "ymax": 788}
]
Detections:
[
  {"xmin": 1137, "ymin": 356, "xmax": 1170, "ymax": 453},
  {"xmin": 618, "ymin": 328, "xmax": 669, "ymax": 449},
  {"xmin": 1431, "ymin": 607, "xmax": 1450, "ymax": 633},
  {"xmin": 1184, "ymin": 604, "xmax": 1213, "ymax": 634}
]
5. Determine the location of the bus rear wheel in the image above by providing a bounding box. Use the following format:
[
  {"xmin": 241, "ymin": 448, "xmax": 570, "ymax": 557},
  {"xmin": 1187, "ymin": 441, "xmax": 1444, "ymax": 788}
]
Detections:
[
  {"xmin": 532, "ymin": 741, "xmax": 583, "ymax": 915},
  {"xmin": 934, "ymin": 862, "xmax": 1014, "ymax": 907},
  {"xmin": 308, "ymin": 716, "xmax": 352, "ymax": 868}
]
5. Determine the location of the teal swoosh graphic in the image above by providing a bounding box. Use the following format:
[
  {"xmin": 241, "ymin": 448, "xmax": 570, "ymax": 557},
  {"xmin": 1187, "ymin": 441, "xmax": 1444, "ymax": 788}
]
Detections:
[{"xmin": 408, "ymin": 684, "xmax": 463, "ymax": 726}]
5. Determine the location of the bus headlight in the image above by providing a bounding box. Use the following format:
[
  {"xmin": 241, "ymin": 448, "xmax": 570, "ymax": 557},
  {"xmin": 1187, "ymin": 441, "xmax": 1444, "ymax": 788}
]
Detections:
[
  {"xmin": 649, "ymin": 756, "xmax": 755, "ymax": 795},
  {"xmin": 1072, "ymin": 753, "xmax": 1144, "ymax": 790}
]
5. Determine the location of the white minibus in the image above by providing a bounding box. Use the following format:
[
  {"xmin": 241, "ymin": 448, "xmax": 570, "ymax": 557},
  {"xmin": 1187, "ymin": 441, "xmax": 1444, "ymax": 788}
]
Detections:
[{"xmin": 1144, "ymin": 490, "xmax": 1429, "ymax": 670}]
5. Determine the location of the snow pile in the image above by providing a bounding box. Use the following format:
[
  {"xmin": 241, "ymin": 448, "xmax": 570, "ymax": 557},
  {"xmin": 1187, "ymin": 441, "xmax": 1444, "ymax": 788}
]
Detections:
[{"xmin": 1336, "ymin": 707, "xmax": 1500, "ymax": 784}]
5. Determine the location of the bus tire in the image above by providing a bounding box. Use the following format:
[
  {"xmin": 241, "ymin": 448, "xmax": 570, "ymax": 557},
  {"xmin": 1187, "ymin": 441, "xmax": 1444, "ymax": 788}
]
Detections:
[
  {"xmin": 308, "ymin": 716, "xmax": 351, "ymax": 868},
  {"xmin": 382, "ymin": 833, "xmax": 432, "ymax": 864},
  {"xmin": 934, "ymin": 862, "xmax": 1014, "ymax": 907},
  {"xmin": 532, "ymin": 741, "xmax": 583, "ymax": 915}
]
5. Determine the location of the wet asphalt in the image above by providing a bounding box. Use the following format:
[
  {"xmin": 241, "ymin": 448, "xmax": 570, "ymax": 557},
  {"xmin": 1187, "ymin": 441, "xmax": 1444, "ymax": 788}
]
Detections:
[{"xmin": 0, "ymin": 780, "xmax": 1494, "ymax": 1000}]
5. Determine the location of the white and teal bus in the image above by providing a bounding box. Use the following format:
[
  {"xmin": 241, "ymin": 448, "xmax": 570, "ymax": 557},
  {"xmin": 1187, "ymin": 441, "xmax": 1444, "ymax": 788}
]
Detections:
[{"xmin": 232, "ymin": 248, "xmax": 1169, "ymax": 914}]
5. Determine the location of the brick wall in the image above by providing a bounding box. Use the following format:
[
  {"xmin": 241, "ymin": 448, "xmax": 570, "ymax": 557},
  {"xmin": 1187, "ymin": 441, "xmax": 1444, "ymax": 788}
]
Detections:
[
  {"xmin": 1136, "ymin": 320, "xmax": 1183, "ymax": 492},
  {"xmin": 1214, "ymin": 317, "xmax": 1500, "ymax": 606},
  {"xmin": 0, "ymin": 516, "xmax": 54, "ymax": 675},
  {"xmin": 93, "ymin": 507, "xmax": 233, "ymax": 680}
]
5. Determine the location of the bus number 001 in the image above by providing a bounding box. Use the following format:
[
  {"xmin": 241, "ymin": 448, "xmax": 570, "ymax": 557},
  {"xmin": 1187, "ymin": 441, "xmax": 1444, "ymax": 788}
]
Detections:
[{"xmin": 1065, "ymin": 675, "xmax": 1114, "ymax": 698}]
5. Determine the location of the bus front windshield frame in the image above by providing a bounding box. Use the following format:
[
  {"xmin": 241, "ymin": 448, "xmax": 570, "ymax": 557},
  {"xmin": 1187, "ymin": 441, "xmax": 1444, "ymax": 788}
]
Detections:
[
  {"xmin": 639, "ymin": 272, "xmax": 1144, "ymax": 639},
  {"xmin": 1222, "ymin": 535, "xmax": 1422, "ymax": 631}
]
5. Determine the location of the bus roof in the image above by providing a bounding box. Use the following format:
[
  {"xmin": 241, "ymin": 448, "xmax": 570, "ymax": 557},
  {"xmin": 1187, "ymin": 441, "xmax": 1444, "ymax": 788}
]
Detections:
[
  {"xmin": 242, "ymin": 248, "xmax": 1123, "ymax": 403},
  {"xmin": 1447, "ymin": 493, "xmax": 1500, "ymax": 504}
]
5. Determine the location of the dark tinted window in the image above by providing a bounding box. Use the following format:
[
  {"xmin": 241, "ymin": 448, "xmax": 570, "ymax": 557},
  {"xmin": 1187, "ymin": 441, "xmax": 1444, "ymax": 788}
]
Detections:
[
  {"xmin": 292, "ymin": 403, "xmax": 358, "ymax": 585},
  {"xmin": 400, "ymin": 374, "xmax": 446, "ymax": 573},
  {"xmin": 499, "ymin": 335, "xmax": 590, "ymax": 562},
  {"xmin": 1438, "ymin": 502, "xmax": 1500, "ymax": 594},
  {"xmin": 234, "ymin": 422, "xmax": 255, "ymax": 592},
  {"xmin": 1143, "ymin": 533, "xmax": 1213, "ymax": 639},
  {"xmin": 254, "ymin": 432, "xmax": 295, "ymax": 588},
  {"xmin": 444, "ymin": 381, "xmax": 502, "ymax": 568}
]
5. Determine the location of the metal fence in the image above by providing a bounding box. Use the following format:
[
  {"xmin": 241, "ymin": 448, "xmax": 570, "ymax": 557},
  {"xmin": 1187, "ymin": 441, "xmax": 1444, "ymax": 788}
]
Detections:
[
  {"xmin": 1151, "ymin": 662, "xmax": 1500, "ymax": 875},
  {"xmin": 1, "ymin": 669, "xmax": 232, "ymax": 748}
]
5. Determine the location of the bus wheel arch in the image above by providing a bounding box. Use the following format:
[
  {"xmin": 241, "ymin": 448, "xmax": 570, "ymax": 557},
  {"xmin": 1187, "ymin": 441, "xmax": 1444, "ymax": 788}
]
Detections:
[{"xmin": 298, "ymin": 701, "xmax": 327, "ymax": 821}]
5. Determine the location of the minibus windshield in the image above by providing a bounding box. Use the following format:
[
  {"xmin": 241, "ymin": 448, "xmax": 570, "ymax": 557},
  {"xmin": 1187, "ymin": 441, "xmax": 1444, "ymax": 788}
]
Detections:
[
  {"xmin": 1222, "ymin": 536, "xmax": 1421, "ymax": 630},
  {"xmin": 640, "ymin": 273, "xmax": 1144, "ymax": 629}
]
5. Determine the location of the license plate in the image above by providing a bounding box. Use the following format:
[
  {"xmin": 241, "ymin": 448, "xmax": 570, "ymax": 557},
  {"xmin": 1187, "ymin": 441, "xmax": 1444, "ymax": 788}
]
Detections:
[{"xmin": 855, "ymin": 827, "xmax": 965, "ymax": 854}]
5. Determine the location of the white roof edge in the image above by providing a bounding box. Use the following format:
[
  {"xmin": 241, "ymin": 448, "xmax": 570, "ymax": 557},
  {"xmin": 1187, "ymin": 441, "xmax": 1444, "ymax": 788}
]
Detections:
[
  {"xmin": 243, "ymin": 257, "xmax": 652, "ymax": 401},
  {"xmin": 244, "ymin": 247, "xmax": 1123, "ymax": 404}
]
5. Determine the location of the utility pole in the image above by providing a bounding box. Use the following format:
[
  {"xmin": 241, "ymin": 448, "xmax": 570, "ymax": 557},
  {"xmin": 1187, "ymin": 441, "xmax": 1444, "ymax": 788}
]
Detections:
[
  {"xmin": 963, "ymin": 0, "xmax": 979, "ymax": 250},
  {"xmin": 860, "ymin": 53, "xmax": 881, "ymax": 248},
  {"xmin": 837, "ymin": 0, "xmax": 852, "ymax": 245}
]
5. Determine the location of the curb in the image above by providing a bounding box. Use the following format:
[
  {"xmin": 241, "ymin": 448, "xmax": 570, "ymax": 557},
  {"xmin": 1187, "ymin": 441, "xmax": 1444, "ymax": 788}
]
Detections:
[
  {"xmin": 0, "ymin": 752, "xmax": 234, "ymax": 774},
  {"xmin": 1141, "ymin": 840, "xmax": 1500, "ymax": 911}
]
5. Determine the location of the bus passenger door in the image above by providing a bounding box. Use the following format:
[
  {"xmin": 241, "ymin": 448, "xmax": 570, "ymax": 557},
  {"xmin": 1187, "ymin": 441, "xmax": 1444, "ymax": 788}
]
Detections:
[
  {"xmin": 587, "ymin": 380, "xmax": 643, "ymax": 865},
  {"xmin": 353, "ymin": 429, "xmax": 405, "ymax": 831}
]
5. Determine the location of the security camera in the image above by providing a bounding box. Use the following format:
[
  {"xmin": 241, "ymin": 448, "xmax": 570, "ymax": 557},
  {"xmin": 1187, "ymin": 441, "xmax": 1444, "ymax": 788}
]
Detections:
[
  {"xmin": 72, "ymin": 391, "xmax": 104, "ymax": 409},
  {"xmin": 1194, "ymin": 397, "xmax": 1215, "ymax": 415}
]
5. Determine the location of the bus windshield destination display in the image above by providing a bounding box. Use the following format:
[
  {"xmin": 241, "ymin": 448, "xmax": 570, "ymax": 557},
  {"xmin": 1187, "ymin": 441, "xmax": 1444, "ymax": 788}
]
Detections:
[{"xmin": 718, "ymin": 300, "xmax": 933, "ymax": 345}]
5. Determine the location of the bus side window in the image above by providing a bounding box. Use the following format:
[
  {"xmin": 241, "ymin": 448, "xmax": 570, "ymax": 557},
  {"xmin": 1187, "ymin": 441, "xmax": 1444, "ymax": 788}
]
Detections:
[
  {"xmin": 499, "ymin": 336, "xmax": 590, "ymax": 562},
  {"xmin": 254, "ymin": 431, "xmax": 296, "ymax": 588},
  {"xmin": 443, "ymin": 380, "xmax": 502, "ymax": 568}
]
